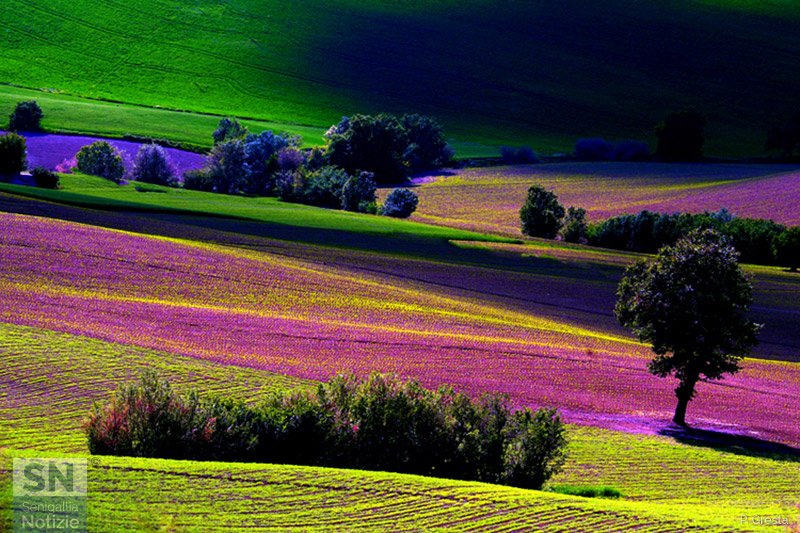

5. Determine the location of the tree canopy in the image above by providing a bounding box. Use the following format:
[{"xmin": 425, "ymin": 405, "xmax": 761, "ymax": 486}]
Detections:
[{"xmin": 615, "ymin": 229, "xmax": 760, "ymax": 425}]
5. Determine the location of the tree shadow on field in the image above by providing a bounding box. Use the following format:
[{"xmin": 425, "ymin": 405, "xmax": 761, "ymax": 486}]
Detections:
[{"xmin": 659, "ymin": 425, "xmax": 800, "ymax": 463}]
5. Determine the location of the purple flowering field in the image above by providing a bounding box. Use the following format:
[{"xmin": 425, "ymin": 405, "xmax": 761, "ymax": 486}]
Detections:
[{"xmin": 1, "ymin": 131, "xmax": 205, "ymax": 176}]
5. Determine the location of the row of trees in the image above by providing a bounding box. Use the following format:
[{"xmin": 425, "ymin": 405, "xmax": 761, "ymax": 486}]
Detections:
[
  {"xmin": 86, "ymin": 371, "xmax": 568, "ymax": 490},
  {"xmin": 182, "ymin": 115, "xmax": 432, "ymax": 216},
  {"xmin": 519, "ymin": 186, "xmax": 800, "ymax": 271}
]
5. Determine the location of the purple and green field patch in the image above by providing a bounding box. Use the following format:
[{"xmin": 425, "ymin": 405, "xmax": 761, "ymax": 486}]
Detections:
[
  {"xmin": 402, "ymin": 163, "xmax": 800, "ymax": 237},
  {"xmin": 2, "ymin": 213, "xmax": 799, "ymax": 449}
]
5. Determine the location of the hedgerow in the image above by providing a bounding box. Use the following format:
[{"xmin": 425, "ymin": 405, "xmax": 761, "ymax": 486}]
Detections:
[{"xmin": 86, "ymin": 371, "xmax": 568, "ymax": 490}]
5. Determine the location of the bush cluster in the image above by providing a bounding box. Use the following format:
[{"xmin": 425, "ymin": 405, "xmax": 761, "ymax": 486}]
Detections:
[
  {"xmin": 32, "ymin": 167, "xmax": 60, "ymax": 189},
  {"xmin": 500, "ymin": 146, "xmax": 539, "ymax": 164},
  {"xmin": 382, "ymin": 188, "xmax": 419, "ymax": 218},
  {"xmin": 86, "ymin": 371, "xmax": 568, "ymax": 490},
  {"xmin": 279, "ymin": 166, "xmax": 377, "ymax": 213},
  {"xmin": 131, "ymin": 144, "xmax": 176, "ymax": 186},
  {"xmin": 574, "ymin": 138, "xmax": 649, "ymax": 162},
  {"xmin": 0, "ymin": 132, "xmax": 27, "ymax": 177},
  {"xmin": 76, "ymin": 141, "xmax": 126, "ymax": 183},
  {"xmin": 325, "ymin": 113, "xmax": 452, "ymax": 184},
  {"xmin": 8, "ymin": 100, "xmax": 43, "ymax": 132},
  {"xmin": 588, "ymin": 209, "xmax": 798, "ymax": 268}
]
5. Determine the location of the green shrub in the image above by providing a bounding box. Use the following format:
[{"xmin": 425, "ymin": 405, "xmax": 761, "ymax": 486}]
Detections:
[
  {"xmin": 32, "ymin": 167, "xmax": 60, "ymax": 189},
  {"xmin": 548, "ymin": 485, "xmax": 622, "ymax": 498},
  {"xmin": 84, "ymin": 370, "xmax": 200, "ymax": 458},
  {"xmin": 0, "ymin": 132, "xmax": 27, "ymax": 177},
  {"xmin": 501, "ymin": 408, "xmax": 568, "ymax": 489},
  {"xmin": 86, "ymin": 372, "xmax": 568, "ymax": 490},
  {"xmin": 561, "ymin": 206, "xmax": 588, "ymax": 243},
  {"xmin": 774, "ymin": 227, "xmax": 800, "ymax": 272},
  {"xmin": 520, "ymin": 185, "xmax": 565, "ymax": 238},
  {"xmin": 131, "ymin": 144, "xmax": 176, "ymax": 186},
  {"xmin": 381, "ymin": 188, "xmax": 418, "ymax": 218},
  {"xmin": 182, "ymin": 169, "xmax": 214, "ymax": 191},
  {"xmin": 8, "ymin": 100, "xmax": 43, "ymax": 132},
  {"xmin": 75, "ymin": 141, "xmax": 125, "ymax": 182}
]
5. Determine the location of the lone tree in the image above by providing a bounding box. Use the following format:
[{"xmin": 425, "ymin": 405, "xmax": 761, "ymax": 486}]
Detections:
[
  {"xmin": 520, "ymin": 185, "xmax": 565, "ymax": 238},
  {"xmin": 8, "ymin": 100, "xmax": 43, "ymax": 132},
  {"xmin": 615, "ymin": 229, "xmax": 760, "ymax": 426},
  {"xmin": 0, "ymin": 132, "xmax": 27, "ymax": 177},
  {"xmin": 655, "ymin": 108, "xmax": 706, "ymax": 161},
  {"xmin": 774, "ymin": 227, "xmax": 800, "ymax": 272}
]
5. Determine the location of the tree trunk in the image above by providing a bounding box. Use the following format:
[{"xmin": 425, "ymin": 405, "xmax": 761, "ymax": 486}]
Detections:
[{"xmin": 673, "ymin": 375, "xmax": 698, "ymax": 426}]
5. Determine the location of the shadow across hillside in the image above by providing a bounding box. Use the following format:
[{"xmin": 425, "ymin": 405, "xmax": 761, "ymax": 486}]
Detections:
[
  {"xmin": 659, "ymin": 425, "xmax": 800, "ymax": 463},
  {"xmin": 1, "ymin": 191, "xmax": 799, "ymax": 362}
]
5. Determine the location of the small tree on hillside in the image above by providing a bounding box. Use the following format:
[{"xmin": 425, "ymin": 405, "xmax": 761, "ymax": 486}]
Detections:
[
  {"xmin": 0, "ymin": 132, "xmax": 27, "ymax": 177},
  {"xmin": 561, "ymin": 206, "xmax": 588, "ymax": 243},
  {"xmin": 381, "ymin": 188, "xmax": 418, "ymax": 218},
  {"xmin": 132, "ymin": 144, "xmax": 176, "ymax": 186},
  {"xmin": 325, "ymin": 114, "xmax": 409, "ymax": 184},
  {"xmin": 655, "ymin": 108, "xmax": 706, "ymax": 161},
  {"xmin": 76, "ymin": 141, "xmax": 125, "ymax": 183},
  {"xmin": 520, "ymin": 185, "xmax": 565, "ymax": 239},
  {"xmin": 615, "ymin": 229, "xmax": 760, "ymax": 426},
  {"xmin": 212, "ymin": 117, "xmax": 248, "ymax": 145},
  {"xmin": 8, "ymin": 100, "xmax": 43, "ymax": 132},
  {"xmin": 774, "ymin": 227, "xmax": 800, "ymax": 272},
  {"xmin": 207, "ymin": 139, "xmax": 246, "ymax": 194}
]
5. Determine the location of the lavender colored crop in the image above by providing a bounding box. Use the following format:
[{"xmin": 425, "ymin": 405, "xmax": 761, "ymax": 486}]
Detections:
[
  {"xmin": 2, "ymin": 213, "xmax": 800, "ymax": 448},
  {"xmin": 0, "ymin": 131, "xmax": 205, "ymax": 176}
]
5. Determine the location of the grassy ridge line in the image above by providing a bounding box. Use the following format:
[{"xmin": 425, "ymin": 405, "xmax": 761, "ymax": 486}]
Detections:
[
  {"xmin": 1, "ymin": 322, "xmax": 797, "ymax": 531},
  {"xmin": 0, "ymin": 84, "xmax": 326, "ymax": 150},
  {"xmin": 0, "ymin": 173, "xmax": 512, "ymax": 244},
  {"xmin": 0, "ymin": 451, "xmax": 757, "ymax": 532},
  {"xmin": 0, "ymin": 84, "xmax": 498, "ymax": 158}
]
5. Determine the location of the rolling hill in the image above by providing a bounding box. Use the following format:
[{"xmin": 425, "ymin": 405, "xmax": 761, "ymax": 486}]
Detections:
[
  {"xmin": 1, "ymin": 0, "xmax": 799, "ymax": 155},
  {"xmin": 2, "ymin": 322, "xmax": 798, "ymax": 531}
]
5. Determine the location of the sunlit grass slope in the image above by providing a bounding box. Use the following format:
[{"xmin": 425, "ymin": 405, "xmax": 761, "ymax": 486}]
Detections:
[
  {"xmin": 0, "ymin": 172, "xmax": 509, "ymax": 244},
  {"xmin": 1, "ymin": 1, "xmax": 798, "ymax": 155},
  {"xmin": 0, "ymin": 323, "xmax": 797, "ymax": 531}
]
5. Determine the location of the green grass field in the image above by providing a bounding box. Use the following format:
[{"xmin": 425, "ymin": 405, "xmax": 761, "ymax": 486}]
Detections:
[
  {"xmin": 0, "ymin": 173, "xmax": 512, "ymax": 246},
  {"xmin": 2, "ymin": 323, "xmax": 797, "ymax": 531},
  {"xmin": 2, "ymin": 1, "xmax": 798, "ymax": 155}
]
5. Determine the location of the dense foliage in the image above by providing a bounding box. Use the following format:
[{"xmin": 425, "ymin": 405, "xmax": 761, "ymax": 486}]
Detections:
[
  {"xmin": 520, "ymin": 185, "xmax": 565, "ymax": 238},
  {"xmin": 587, "ymin": 209, "xmax": 791, "ymax": 266},
  {"xmin": 774, "ymin": 227, "xmax": 800, "ymax": 272},
  {"xmin": 8, "ymin": 100, "xmax": 43, "ymax": 132},
  {"xmin": 575, "ymin": 138, "xmax": 650, "ymax": 162},
  {"xmin": 131, "ymin": 144, "xmax": 176, "ymax": 186},
  {"xmin": 500, "ymin": 146, "xmax": 539, "ymax": 164},
  {"xmin": 242, "ymin": 130, "xmax": 301, "ymax": 195},
  {"xmin": 278, "ymin": 166, "xmax": 377, "ymax": 213},
  {"xmin": 655, "ymin": 108, "xmax": 706, "ymax": 161},
  {"xmin": 212, "ymin": 117, "xmax": 248, "ymax": 145},
  {"xmin": 75, "ymin": 141, "xmax": 125, "ymax": 182},
  {"xmin": 561, "ymin": 207, "xmax": 588, "ymax": 244},
  {"xmin": 0, "ymin": 132, "xmax": 27, "ymax": 177},
  {"xmin": 325, "ymin": 113, "xmax": 451, "ymax": 184},
  {"xmin": 32, "ymin": 167, "xmax": 60, "ymax": 189},
  {"xmin": 615, "ymin": 229, "xmax": 760, "ymax": 425},
  {"xmin": 86, "ymin": 371, "xmax": 568, "ymax": 490},
  {"xmin": 382, "ymin": 188, "xmax": 419, "ymax": 218}
]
